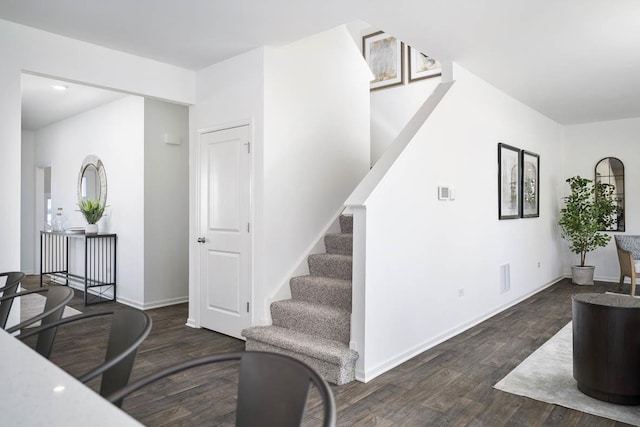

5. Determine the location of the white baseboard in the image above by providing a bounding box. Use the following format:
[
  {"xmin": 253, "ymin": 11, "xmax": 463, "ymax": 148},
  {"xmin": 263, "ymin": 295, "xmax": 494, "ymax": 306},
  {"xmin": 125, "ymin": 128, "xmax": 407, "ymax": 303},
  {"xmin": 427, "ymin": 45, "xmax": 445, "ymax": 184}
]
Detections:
[
  {"xmin": 116, "ymin": 295, "xmax": 188, "ymax": 310},
  {"xmin": 185, "ymin": 318, "xmax": 199, "ymax": 328},
  {"xmin": 355, "ymin": 276, "xmax": 564, "ymax": 383}
]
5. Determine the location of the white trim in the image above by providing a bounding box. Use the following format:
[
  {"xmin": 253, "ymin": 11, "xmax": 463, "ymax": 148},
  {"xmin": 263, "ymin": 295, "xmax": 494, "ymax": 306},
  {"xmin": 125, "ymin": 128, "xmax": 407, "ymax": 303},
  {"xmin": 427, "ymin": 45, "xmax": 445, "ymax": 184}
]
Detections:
[
  {"xmin": 115, "ymin": 294, "xmax": 143, "ymax": 310},
  {"xmin": 140, "ymin": 296, "xmax": 189, "ymax": 310},
  {"xmin": 193, "ymin": 122, "xmax": 253, "ymax": 336},
  {"xmin": 355, "ymin": 275, "xmax": 564, "ymax": 383}
]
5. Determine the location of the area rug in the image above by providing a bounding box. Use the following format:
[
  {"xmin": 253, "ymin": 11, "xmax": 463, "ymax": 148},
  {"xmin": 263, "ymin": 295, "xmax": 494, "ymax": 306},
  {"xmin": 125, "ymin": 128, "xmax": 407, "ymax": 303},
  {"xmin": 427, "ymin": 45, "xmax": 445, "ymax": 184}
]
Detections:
[
  {"xmin": 20, "ymin": 289, "xmax": 81, "ymax": 325},
  {"xmin": 495, "ymin": 322, "xmax": 640, "ymax": 426}
]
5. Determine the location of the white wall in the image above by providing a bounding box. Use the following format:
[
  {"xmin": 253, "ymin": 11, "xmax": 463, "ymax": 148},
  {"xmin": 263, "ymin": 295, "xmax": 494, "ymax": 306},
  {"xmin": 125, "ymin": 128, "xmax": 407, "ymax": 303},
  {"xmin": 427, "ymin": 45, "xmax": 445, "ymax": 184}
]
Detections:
[
  {"xmin": 371, "ymin": 77, "xmax": 441, "ymax": 165},
  {"xmin": 33, "ymin": 96, "xmax": 146, "ymax": 304},
  {"xmin": 261, "ymin": 25, "xmax": 370, "ymax": 322},
  {"xmin": 190, "ymin": 48, "xmax": 265, "ymax": 326},
  {"xmin": 355, "ymin": 64, "xmax": 565, "ymax": 381},
  {"xmin": 563, "ymin": 118, "xmax": 640, "ymax": 281},
  {"xmin": 0, "ymin": 18, "xmax": 194, "ymax": 273},
  {"xmin": 189, "ymin": 25, "xmax": 371, "ymax": 327},
  {"xmin": 20, "ymin": 131, "xmax": 36, "ymax": 273},
  {"xmin": 144, "ymin": 99, "xmax": 189, "ymax": 307}
]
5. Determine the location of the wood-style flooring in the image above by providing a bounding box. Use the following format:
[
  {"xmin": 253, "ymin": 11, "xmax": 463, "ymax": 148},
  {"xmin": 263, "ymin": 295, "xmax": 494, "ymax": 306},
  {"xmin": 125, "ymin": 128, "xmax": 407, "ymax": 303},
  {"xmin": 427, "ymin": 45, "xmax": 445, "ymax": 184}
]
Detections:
[{"xmin": 21, "ymin": 276, "xmax": 634, "ymax": 426}]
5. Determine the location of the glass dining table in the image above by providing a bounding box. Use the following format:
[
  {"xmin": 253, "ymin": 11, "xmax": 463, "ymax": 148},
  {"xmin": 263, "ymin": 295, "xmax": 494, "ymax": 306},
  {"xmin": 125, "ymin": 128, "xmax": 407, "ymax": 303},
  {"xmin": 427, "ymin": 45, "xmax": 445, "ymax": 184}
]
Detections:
[{"xmin": 0, "ymin": 328, "xmax": 142, "ymax": 426}]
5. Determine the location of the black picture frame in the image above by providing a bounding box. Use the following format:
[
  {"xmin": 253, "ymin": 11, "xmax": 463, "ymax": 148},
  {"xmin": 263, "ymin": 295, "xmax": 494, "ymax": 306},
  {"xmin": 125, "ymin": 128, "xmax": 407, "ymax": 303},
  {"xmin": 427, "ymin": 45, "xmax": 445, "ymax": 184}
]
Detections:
[
  {"xmin": 521, "ymin": 150, "xmax": 540, "ymax": 218},
  {"xmin": 498, "ymin": 143, "xmax": 521, "ymax": 219}
]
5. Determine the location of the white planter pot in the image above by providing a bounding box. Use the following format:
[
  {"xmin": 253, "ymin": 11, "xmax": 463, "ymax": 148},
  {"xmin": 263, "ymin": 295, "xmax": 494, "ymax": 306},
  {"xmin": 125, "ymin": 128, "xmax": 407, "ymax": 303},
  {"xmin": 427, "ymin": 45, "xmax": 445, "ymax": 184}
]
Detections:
[
  {"xmin": 85, "ymin": 223, "xmax": 99, "ymax": 235},
  {"xmin": 571, "ymin": 265, "xmax": 595, "ymax": 285}
]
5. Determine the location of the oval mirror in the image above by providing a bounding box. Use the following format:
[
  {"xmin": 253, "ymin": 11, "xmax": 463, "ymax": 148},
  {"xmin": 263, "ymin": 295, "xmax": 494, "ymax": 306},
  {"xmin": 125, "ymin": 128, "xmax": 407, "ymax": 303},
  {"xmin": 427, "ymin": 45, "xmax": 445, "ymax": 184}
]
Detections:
[
  {"xmin": 595, "ymin": 157, "xmax": 624, "ymax": 231},
  {"xmin": 78, "ymin": 155, "xmax": 107, "ymax": 207}
]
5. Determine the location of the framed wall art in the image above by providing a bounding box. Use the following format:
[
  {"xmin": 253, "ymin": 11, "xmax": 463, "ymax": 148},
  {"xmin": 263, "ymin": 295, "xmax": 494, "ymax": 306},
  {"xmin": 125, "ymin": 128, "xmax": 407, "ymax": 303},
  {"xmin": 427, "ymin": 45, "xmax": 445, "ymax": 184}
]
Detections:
[
  {"xmin": 362, "ymin": 31, "xmax": 404, "ymax": 90},
  {"xmin": 498, "ymin": 143, "xmax": 521, "ymax": 219},
  {"xmin": 408, "ymin": 46, "xmax": 441, "ymax": 82},
  {"xmin": 521, "ymin": 150, "xmax": 540, "ymax": 218}
]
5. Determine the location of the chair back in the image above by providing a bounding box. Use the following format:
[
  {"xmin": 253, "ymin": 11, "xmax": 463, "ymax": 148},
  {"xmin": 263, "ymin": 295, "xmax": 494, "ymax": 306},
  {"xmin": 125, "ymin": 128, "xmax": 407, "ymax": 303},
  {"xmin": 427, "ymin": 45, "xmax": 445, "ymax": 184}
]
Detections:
[
  {"xmin": 0, "ymin": 272, "xmax": 25, "ymax": 328},
  {"xmin": 106, "ymin": 351, "xmax": 336, "ymax": 427},
  {"xmin": 17, "ymin": 308, "xmax": 152, "ymax": 407},
  {"xmin": 2, "ymin": 286, "xmax": 73, "ymax": 336},
  {"xmin": 616, "ymin": 243, "xmax": 635, "ymax": 278},
  {"xmin": 237, "ymin": 351, "xmax": 327, "ymax": 427},
  {"xmin": 99, "ymin": 309, "xmax": 153, "ymax": 399}
]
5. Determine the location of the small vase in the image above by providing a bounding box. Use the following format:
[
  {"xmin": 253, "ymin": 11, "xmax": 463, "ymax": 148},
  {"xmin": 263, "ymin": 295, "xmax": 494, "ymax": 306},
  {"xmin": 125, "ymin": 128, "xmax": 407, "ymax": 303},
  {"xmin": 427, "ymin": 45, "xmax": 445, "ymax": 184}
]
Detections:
[{"xmin": 85, "ymin": 223, "xmax": 99, "ymax": 235}]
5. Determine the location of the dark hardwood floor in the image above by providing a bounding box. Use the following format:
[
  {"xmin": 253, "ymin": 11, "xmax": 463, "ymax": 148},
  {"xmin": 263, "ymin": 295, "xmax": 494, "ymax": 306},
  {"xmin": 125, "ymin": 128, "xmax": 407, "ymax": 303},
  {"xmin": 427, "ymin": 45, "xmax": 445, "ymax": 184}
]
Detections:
[{"xmin": 21, "ymin": 276, "xmax": 634, "ymax": 426}]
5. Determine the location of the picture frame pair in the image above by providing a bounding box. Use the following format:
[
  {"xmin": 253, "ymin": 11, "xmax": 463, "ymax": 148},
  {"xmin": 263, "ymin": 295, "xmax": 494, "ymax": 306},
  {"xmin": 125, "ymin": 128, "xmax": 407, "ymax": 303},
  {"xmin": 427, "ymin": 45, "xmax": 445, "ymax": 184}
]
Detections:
[
  {"xmin": 498, "ymin": 143, "xmax": 540, "ymax": 219},
  {"xmin": 362, "ymin": 31, "xmax": 441, "ymax": 91}
]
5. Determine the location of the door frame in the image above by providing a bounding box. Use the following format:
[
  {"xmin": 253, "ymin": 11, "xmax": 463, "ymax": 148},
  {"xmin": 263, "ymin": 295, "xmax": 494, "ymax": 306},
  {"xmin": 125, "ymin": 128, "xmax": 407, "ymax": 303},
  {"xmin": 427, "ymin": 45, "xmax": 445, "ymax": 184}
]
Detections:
[{"xmin": 188, "ymin": 120, "xmax": 254, "ymax": 330}]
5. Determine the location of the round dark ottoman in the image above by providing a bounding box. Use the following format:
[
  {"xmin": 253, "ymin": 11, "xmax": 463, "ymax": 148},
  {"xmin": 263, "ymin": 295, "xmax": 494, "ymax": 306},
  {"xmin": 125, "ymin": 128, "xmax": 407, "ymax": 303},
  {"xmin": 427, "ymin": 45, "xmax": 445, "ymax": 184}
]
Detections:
[{"xmin": 572, "ymin": 293, "xmax": 640, "ymax": 405}]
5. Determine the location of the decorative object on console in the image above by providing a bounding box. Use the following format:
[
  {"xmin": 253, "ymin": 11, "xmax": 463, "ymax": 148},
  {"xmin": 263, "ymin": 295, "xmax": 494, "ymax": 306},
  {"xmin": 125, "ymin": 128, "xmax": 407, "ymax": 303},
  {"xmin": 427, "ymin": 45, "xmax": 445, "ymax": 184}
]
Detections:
[
  {"xmin": 498, "ymin": 143, "xmax": 521, "ymax": 219},
  {"xmin": 51, "ymin": 207, "xmax": 66, "ymax": 232},
  {"xmin": 78, "ymin": 199, "xmax": 105, "ymax": 235},
  {"xmin": 558, "ymin": 176, "xmax": 619, "ymax": 285}
]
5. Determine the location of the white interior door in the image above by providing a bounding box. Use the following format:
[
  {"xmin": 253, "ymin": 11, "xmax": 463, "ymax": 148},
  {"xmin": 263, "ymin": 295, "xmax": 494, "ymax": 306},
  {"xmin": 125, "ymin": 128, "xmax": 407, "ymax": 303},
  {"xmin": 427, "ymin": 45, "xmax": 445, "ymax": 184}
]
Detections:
[{"xmin": 198, "ymin": 125, "xmax": 251, "ymax": 339}]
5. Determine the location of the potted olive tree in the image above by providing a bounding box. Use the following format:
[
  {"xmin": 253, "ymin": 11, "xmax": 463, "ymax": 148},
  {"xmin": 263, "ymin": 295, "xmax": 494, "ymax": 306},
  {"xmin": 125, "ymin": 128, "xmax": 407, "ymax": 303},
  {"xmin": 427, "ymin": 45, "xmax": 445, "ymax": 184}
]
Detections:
[
  {"xmin": 78, "ymin": 199, "xmax": 106, "ymax": 234},
  {"xmin": 558, "ymin": 176, "xmax": 619, "ymax": 285}
]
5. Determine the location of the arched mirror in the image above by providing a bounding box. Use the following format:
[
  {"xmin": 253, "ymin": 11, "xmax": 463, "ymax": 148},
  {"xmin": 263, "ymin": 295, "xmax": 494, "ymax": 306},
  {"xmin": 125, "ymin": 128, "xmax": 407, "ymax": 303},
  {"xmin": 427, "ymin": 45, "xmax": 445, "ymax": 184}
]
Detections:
[
  {"xmin": 78, "ymin": 155, "xmax": 107, "ymax": 207},
  {"xmin": 595, "ymin": 157, "xmax": 624, "ymax": 231}
]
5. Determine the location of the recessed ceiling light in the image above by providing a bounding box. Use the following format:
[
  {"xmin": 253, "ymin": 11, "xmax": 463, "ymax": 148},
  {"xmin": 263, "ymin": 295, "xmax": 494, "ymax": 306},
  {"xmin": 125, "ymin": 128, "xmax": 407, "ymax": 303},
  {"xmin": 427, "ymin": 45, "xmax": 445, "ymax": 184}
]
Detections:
[{"xmin": 51, "ymin": 85, "xmax": 68, "ymax": 91}]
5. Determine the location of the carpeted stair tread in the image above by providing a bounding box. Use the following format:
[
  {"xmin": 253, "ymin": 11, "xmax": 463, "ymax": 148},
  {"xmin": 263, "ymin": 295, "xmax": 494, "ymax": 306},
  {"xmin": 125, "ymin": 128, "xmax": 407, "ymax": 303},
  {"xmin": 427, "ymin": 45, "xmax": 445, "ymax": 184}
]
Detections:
[
  {"xmin": 242, "ymin": 325, "xmax": 358, "ymax": 365},
  {"xmin": 271, "ymin": 299, "xmax": 350, "ymax": 344},
  {"xmin": 308, "ymin": 253, "xmax": 352, "ymax": 280},
  {"xmin": 290, "ymin": 275, "xmax": 351, "ymax": 311},
  {"xmin": 339, "ymin": 214, "xmax": 353, "ymax": 234},
  {"xmin": 324, "ymin": 233, "xmax": 353, "ymax": 255}
]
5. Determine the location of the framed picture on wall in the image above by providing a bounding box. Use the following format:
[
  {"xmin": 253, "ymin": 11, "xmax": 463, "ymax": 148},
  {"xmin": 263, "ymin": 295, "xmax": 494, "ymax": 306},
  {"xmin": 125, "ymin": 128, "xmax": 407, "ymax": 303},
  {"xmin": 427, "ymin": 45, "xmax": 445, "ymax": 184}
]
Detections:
[
  {"xmin": 521, "ymin": 150, "xmax": 540, "ymax": 218},
  {"xmin": 498, "ymin": 143, "xmax": 521, "ymax": 219},
  {"xmin": 408, "ymin": 46, "xmax": 441, "ymax": 82},
  {"xmin": 362, "ymin": 31, "xmax": 404, "ymax": 90}
]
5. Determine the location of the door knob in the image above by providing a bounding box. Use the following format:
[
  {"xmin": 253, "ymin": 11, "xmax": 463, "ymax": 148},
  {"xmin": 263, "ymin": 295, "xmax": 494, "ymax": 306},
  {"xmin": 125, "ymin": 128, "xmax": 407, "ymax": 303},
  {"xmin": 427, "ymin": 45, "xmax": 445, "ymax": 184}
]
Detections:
[{"xmin": 197, "ymin": 237, "xmax": 206, "ymax": 243}]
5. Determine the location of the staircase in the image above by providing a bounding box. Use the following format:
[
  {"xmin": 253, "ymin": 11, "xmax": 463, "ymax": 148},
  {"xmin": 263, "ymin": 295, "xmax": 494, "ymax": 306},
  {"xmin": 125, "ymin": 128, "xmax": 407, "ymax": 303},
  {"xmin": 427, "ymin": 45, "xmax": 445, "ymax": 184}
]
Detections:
[{"xmin": 242, "ymin": 214, "xmax": 358, "ymax": 385}]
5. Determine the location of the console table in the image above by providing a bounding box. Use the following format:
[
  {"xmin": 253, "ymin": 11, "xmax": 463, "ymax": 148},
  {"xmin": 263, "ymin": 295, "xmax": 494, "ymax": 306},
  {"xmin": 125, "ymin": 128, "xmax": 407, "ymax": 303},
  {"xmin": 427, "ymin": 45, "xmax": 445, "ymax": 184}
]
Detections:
[
  {"xmin": 572, "ymin": 293, "xmax": 640, "ymax": 405},
  {"xmin": 40, "ymin": 230, "xmax": 117, "ymax": 305}
]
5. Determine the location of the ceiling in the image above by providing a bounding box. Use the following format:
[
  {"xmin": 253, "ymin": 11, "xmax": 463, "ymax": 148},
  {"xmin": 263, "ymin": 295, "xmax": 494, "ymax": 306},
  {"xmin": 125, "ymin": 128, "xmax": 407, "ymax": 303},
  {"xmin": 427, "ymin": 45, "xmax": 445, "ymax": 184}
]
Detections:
[
  {"xmin": 21, "ymin": 74, "xmax": 127, "ymax": 130},
  {"xmin": 4, "ymin": 0, "xmax": 640, "ymax": 125}
]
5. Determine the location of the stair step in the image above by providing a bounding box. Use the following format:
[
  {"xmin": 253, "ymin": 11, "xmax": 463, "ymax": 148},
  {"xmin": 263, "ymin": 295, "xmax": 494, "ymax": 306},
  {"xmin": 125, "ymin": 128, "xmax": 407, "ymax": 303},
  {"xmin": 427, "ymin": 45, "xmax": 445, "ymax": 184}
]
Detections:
[
  {"xmin": 290, "ymin": 275, "xmax": 351, "ymax": 311},
  {"xmin": 242, "ymin": 325, "xmax": 358, "ymax": 385},
  {"xmin": 324, "ymin": 233, "xmax": 353, "ymax": 255},
  {"xmin": 271, "ymin": 300, "xmax": 350, "ymax": 344},
  {"xmin": 308, "ymin": 253, "xmax": 352, "ymax": 280},
  {"xmin": 339, "ymin": 214, "xmax": 353, "ymax": 234}
]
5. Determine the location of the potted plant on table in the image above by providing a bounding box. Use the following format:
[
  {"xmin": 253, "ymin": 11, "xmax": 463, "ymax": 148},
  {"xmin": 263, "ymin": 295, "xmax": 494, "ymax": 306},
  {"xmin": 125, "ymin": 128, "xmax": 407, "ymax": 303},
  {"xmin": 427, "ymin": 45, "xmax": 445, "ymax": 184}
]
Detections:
[
  {"xmin": 78, "ymin": 199, "xmax": 106, "ymax": 235},
  {"xmin": 558, "ymin": 176, "xmax": 619, "ymax": 285}
]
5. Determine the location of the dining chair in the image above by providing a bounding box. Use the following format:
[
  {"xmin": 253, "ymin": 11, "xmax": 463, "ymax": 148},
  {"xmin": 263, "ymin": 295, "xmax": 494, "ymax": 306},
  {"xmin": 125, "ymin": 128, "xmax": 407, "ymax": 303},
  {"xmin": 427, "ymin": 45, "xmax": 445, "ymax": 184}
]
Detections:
[
  {"xmin": 1, "ymin": 285, "xmax": 73, "ymax": 335},
  {"xmin": 615, "ymin": 235, "xmax": 640, "ymax": 296},
  {"xmin": 107, "ymin": 351, "xmax": 336, "ymax": 426},
  {"xmin": 0, "ymin": 271, "xmax": 25, "ymax": 328},
  {"xmin": 17, "ymin": 308, "xmax": 152, "ymax": 406}
]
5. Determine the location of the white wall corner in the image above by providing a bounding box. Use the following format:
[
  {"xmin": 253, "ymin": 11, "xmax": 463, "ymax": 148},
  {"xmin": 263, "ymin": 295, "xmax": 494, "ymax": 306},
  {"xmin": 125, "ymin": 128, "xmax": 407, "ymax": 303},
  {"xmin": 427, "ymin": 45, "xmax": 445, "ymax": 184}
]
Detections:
[{"xmin": 350, "ymin": 206, "xmax": 367, "ymax": 379}]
